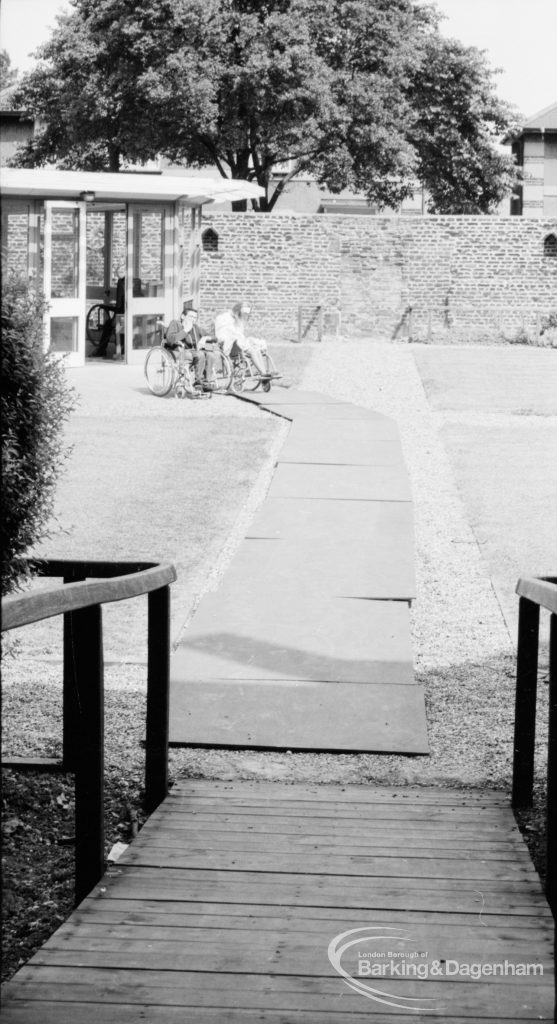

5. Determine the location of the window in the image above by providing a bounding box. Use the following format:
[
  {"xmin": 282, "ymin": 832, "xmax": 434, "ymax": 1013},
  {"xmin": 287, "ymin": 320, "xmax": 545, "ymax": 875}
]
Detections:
[
  {"xmin": 202, "ymin": 228, "xmax": 219, "ymax": 253},
  {"xmin": 543, "ymin": 233, "xmax": 557, "ymax": 258}
]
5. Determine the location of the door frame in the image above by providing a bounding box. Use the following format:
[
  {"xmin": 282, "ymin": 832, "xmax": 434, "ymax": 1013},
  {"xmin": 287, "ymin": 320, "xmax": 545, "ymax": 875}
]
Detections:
[
  {"xmin": 43, "ymin": 199, "xmax": 87, "ymax": 367},
  {"xmin": 124, "ymin": 202, "xmax": 175, "ymax": 364}
]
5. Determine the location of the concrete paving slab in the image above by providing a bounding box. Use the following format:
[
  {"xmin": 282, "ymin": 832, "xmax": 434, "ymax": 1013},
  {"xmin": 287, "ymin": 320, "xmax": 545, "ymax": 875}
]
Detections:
[
  {"xmin": 264, "ymin": 402, "xmax": 396, "ymax": 422},
  {"xmin": 269, "ymin": 463, "xmax": 412, "ymax": 501},
  {"xmin": 171, "ymin": 593, "xmax": 414, "ymax": 684},
  {"xmin": 241, "ymin": 389, "xmax": 344, "ymax": 406},
  {"xmin": 246, "ymin": 497, "xmax": 414, "ymax": 543},
  {"xmin": 221, "ymin": 537, "xmax": 416, "ymax": 600},
  {"xmin": 279, "ymin": 420, "xmax": 404, "ymax": 464},
  {"xmin": 169, "ymin": 678, "xmax": 429, "ymax": 753},
  {"xmin": 241, "ymin": 393, "xmax": 393, "ymax": 421}
]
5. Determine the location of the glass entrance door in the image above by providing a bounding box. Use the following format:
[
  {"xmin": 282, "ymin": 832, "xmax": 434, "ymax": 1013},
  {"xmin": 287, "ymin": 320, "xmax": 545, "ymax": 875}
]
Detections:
[
  {"xmin": 125, "ymin": 204, "xmax": 174, "ymax": 364},
  {"xmin": 44, "ymin": 201, "xmax": 86, "ymax": 366}
]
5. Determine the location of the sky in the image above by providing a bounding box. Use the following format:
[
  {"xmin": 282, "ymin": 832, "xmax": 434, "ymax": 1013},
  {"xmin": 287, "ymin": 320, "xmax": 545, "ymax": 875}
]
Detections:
[{"xmin": 1, "ymin": 0, "xmax": 556, "ymax": 120}]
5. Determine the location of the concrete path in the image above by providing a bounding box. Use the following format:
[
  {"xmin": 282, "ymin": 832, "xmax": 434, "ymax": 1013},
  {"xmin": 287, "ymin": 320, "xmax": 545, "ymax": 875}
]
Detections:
[{"xmin": 170, "ymin": 389, "xmax": 427, "ymax": 754}]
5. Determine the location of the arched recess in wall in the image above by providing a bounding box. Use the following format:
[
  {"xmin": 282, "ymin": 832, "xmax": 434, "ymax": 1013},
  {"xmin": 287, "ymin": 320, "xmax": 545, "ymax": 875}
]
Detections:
[
  {"xmin": 202, "ymin": 228, "xmax": 219, "ymax": 253},
  {"xmin": 543, "ymin": 233, "xmax": 557, "ymax": 258}
]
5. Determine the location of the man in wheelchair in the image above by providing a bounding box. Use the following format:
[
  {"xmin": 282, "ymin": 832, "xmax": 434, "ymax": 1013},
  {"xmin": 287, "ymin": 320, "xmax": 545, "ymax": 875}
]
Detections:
[{"xmin": 165, "ymin": 307, "xmax": 217, "ymax": 392}]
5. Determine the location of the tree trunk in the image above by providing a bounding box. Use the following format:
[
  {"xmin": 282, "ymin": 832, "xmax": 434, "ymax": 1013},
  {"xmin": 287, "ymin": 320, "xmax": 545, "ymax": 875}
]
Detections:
[{"xmin": 108, "ymin": 146, "xmax": 120, "ymax": 172}]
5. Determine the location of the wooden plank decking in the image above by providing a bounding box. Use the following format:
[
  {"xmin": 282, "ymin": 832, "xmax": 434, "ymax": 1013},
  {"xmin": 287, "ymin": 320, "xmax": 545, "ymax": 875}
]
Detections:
[{"xmin": 1, "ymin": 780, "xmax": 554, "ymax": 1022}]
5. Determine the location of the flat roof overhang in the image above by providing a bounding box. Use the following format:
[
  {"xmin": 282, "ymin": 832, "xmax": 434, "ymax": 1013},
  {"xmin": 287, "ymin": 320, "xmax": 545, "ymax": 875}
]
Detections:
[{"xmin": 0, "ymin": 167, "xmax": 264, "ymax": 206}]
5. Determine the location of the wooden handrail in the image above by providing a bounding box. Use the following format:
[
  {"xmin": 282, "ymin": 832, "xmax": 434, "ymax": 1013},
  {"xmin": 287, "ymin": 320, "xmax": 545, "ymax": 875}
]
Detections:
[
  {"xmin": 512, "ymin": 575, "xmax": 556, "ymax": 922},
  {"xmin": 2, "ymin": 562, "xmax": 176, "ymax": 631},
  {"xmin": 1, "ymin": 559, "xmax": 176, "ymax": 904},
  {"xmin": 516, "ymin": 576, "xmax": 557, "ymax": 615}
]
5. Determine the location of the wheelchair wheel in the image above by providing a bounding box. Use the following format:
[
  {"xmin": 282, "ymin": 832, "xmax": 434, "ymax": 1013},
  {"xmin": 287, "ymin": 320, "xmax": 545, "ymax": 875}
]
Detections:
[
  {"xmin": 230, "ymin": 355, "xmax": 247, "ymax": 393},
  {"xmin": 210, "ymin": 348, "xmax": 233, "ymax": 392},
  {"xmin": 242, "ymin": 366, "xmax": 262, "ymax": 391},
  {"xmin": 86, "ymin": 304, "xmax": 114, "ymax": 347},
  {"xmin": 144, "ymin": 347, "xmax": 176, "ymax": 396},
  {"xmin": 232, "ymin": 354, "xmax": 261, "ymax": 392}
]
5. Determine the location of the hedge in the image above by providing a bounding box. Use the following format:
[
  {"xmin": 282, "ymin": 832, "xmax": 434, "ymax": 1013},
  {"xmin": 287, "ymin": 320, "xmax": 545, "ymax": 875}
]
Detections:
[{"xmin": 1, "ymin": 274, "xmax": 76, "ymax": 595}]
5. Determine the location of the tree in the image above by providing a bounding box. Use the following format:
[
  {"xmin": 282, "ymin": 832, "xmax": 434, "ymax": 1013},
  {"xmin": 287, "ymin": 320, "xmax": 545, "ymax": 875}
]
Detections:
[
  {"xmin": 11, "ymin": 0, "xmax": 517, "ymax": 212},
  {"xmin": 407, "ymin": 35, "xmax": 519, "ymax": 213},
  {"xmin": 7, "ymin": 2, "xmax": 167, "ymax": 172},
  {"xmin": 0, "ymin": 49, "xmax": 19, "ymax": 97}
]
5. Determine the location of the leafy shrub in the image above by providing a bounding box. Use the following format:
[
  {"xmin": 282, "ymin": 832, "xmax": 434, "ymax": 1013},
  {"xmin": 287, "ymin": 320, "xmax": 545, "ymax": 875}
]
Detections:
[
  {"xmin": 506, "ymin": 324, "xmax": 535, "ymax": 346},
  {"xmin": 540, "ymin": 311, "xmax": 557, "ymax": 334},
  {"xmin": 1, "ymin": 274, "xmax": 76, "ymax": 595},
  {"xmin": 499, "ymin": 312, "xmax": 557, "ymax": 347}
]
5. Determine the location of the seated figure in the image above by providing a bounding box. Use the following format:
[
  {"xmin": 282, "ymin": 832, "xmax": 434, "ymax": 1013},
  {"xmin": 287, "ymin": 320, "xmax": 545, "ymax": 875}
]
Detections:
[
  {"xmin": 214, "ymin": 301, "xmax": 272, "ymax": 377},
  {"xmin": 166, "ymin": 306, "xmax": 216, "ymax": 391}
]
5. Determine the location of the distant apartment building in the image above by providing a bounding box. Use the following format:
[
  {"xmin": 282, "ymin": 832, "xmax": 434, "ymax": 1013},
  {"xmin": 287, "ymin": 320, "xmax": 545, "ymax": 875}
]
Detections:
[
  {"xmin": 0, "ymin": 109, "xmax": 35, "ymax": 165},
  {"xmin": 504, "ymin": 100, "xmax": 557, "ymax": 217},
  {"xmin": 158, "ymin": 157, "xmax": 426, "ymax": 215}
]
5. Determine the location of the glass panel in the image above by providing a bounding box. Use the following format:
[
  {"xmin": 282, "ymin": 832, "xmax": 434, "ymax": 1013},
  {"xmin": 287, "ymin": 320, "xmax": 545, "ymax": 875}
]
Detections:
[
  {"xmin": 1, "ymin": 205, "xmax": 30, "ymax": 276},
  {"xmin": 111, "ymin": 211, "xmax": 127, "ymax": 274},
  {"xmin": 86, "ymin": 209, "xmax": 127, "ymax": 296},
  {"xmin": 545, "ymin": 139, "xmax": 557, "ymax": 186},
  {"xmin": 133, "ymin": 210, "xmax": 164, "ymax": 297},
  {"xmin": 50, "ymin": 317, "xmax": 78, "ymax": 352},
  {"xmin": 86, "ymin": 210, "xmax": 107, "ymax": 290},
  {"xmin": 51, "ymin": 208, "xmax": 79, "ymax": 298},
  {"xmin": 132, "ymin": 313, "xmax": 163, "ymax": 350}
]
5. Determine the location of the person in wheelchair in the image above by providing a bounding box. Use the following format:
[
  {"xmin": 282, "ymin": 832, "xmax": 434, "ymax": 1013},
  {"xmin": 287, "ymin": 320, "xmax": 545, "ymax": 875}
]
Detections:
[
  {"xmin": 214, "ymin": 301, "xmax": 276, "ymax": 378},
  {"xmin": 165, "ymin": 306, "xmax": 217, "ymax": 391}
]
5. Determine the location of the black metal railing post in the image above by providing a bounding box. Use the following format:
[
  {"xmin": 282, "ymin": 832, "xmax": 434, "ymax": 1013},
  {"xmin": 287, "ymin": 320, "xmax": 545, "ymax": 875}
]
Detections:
[
  {"xmin": 546, "ymin": 613, "xmax": 557, "ymax": 917},
  {"xmin": 512, "ymin": 596, "xmax": 540, "ymax": 808},
  {"xmin": 145, "ymin": 585, "xmax": 171, "ymax": 814},
  {"xmin": 72, "ymin": 603, "xmax": 105, "ymax": 906}
]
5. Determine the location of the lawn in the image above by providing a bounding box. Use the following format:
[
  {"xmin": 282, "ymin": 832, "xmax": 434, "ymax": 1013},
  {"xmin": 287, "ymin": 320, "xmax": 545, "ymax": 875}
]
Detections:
[{"xmin": 15, "ymin": 414, "xmax": 282, "ymax": 661}]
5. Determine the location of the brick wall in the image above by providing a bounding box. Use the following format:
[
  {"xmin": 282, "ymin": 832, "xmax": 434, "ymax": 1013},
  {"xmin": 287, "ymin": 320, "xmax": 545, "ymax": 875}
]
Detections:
[
  {"xmin": 3, "ymin": 209, "xmax": 29, "ymax": 276},
  {"xmin": 198, "ymin": 213, "xmax": 557, "ymax": 341}
]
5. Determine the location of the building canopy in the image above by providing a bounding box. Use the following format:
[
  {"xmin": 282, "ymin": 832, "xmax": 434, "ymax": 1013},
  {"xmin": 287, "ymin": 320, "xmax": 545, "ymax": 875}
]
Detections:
[{"xmin": 0, "ymin": 167, "xmax": 264, "ymax": 206}]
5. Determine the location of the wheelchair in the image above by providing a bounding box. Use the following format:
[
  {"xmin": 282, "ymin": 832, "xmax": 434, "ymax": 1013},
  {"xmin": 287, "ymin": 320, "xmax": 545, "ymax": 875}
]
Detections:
[
  {"xmin": 144, "ymin": 321, "xmax": 233, "ymax": 399},
  {"xmin": 228, "ymin": 342, "xmax": 281, "ymax": 394},
  {"xmin": 86, "ymin": 303, "xmax": 116, "ymax": 347}
]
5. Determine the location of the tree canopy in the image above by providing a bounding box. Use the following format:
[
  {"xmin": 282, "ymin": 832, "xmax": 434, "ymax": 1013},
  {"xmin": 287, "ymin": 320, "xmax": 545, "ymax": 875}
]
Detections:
[
  {"xmin": 0, "ymin": 49, "xmax": 19, "ymax": 97},
  {"xmin": 11, "ymin": 0, "xmax": 518, "ymax": 212}
]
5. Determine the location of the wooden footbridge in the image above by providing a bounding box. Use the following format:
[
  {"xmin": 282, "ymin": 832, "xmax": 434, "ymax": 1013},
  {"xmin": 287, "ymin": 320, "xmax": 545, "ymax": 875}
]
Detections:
[
  {"xmin": 1, "ymin": 392, "xmax": 555, "ymax": 1021},
  {"xmin": 1, "ymin": 779, "xmax": 554, "ymax": 1022}
]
